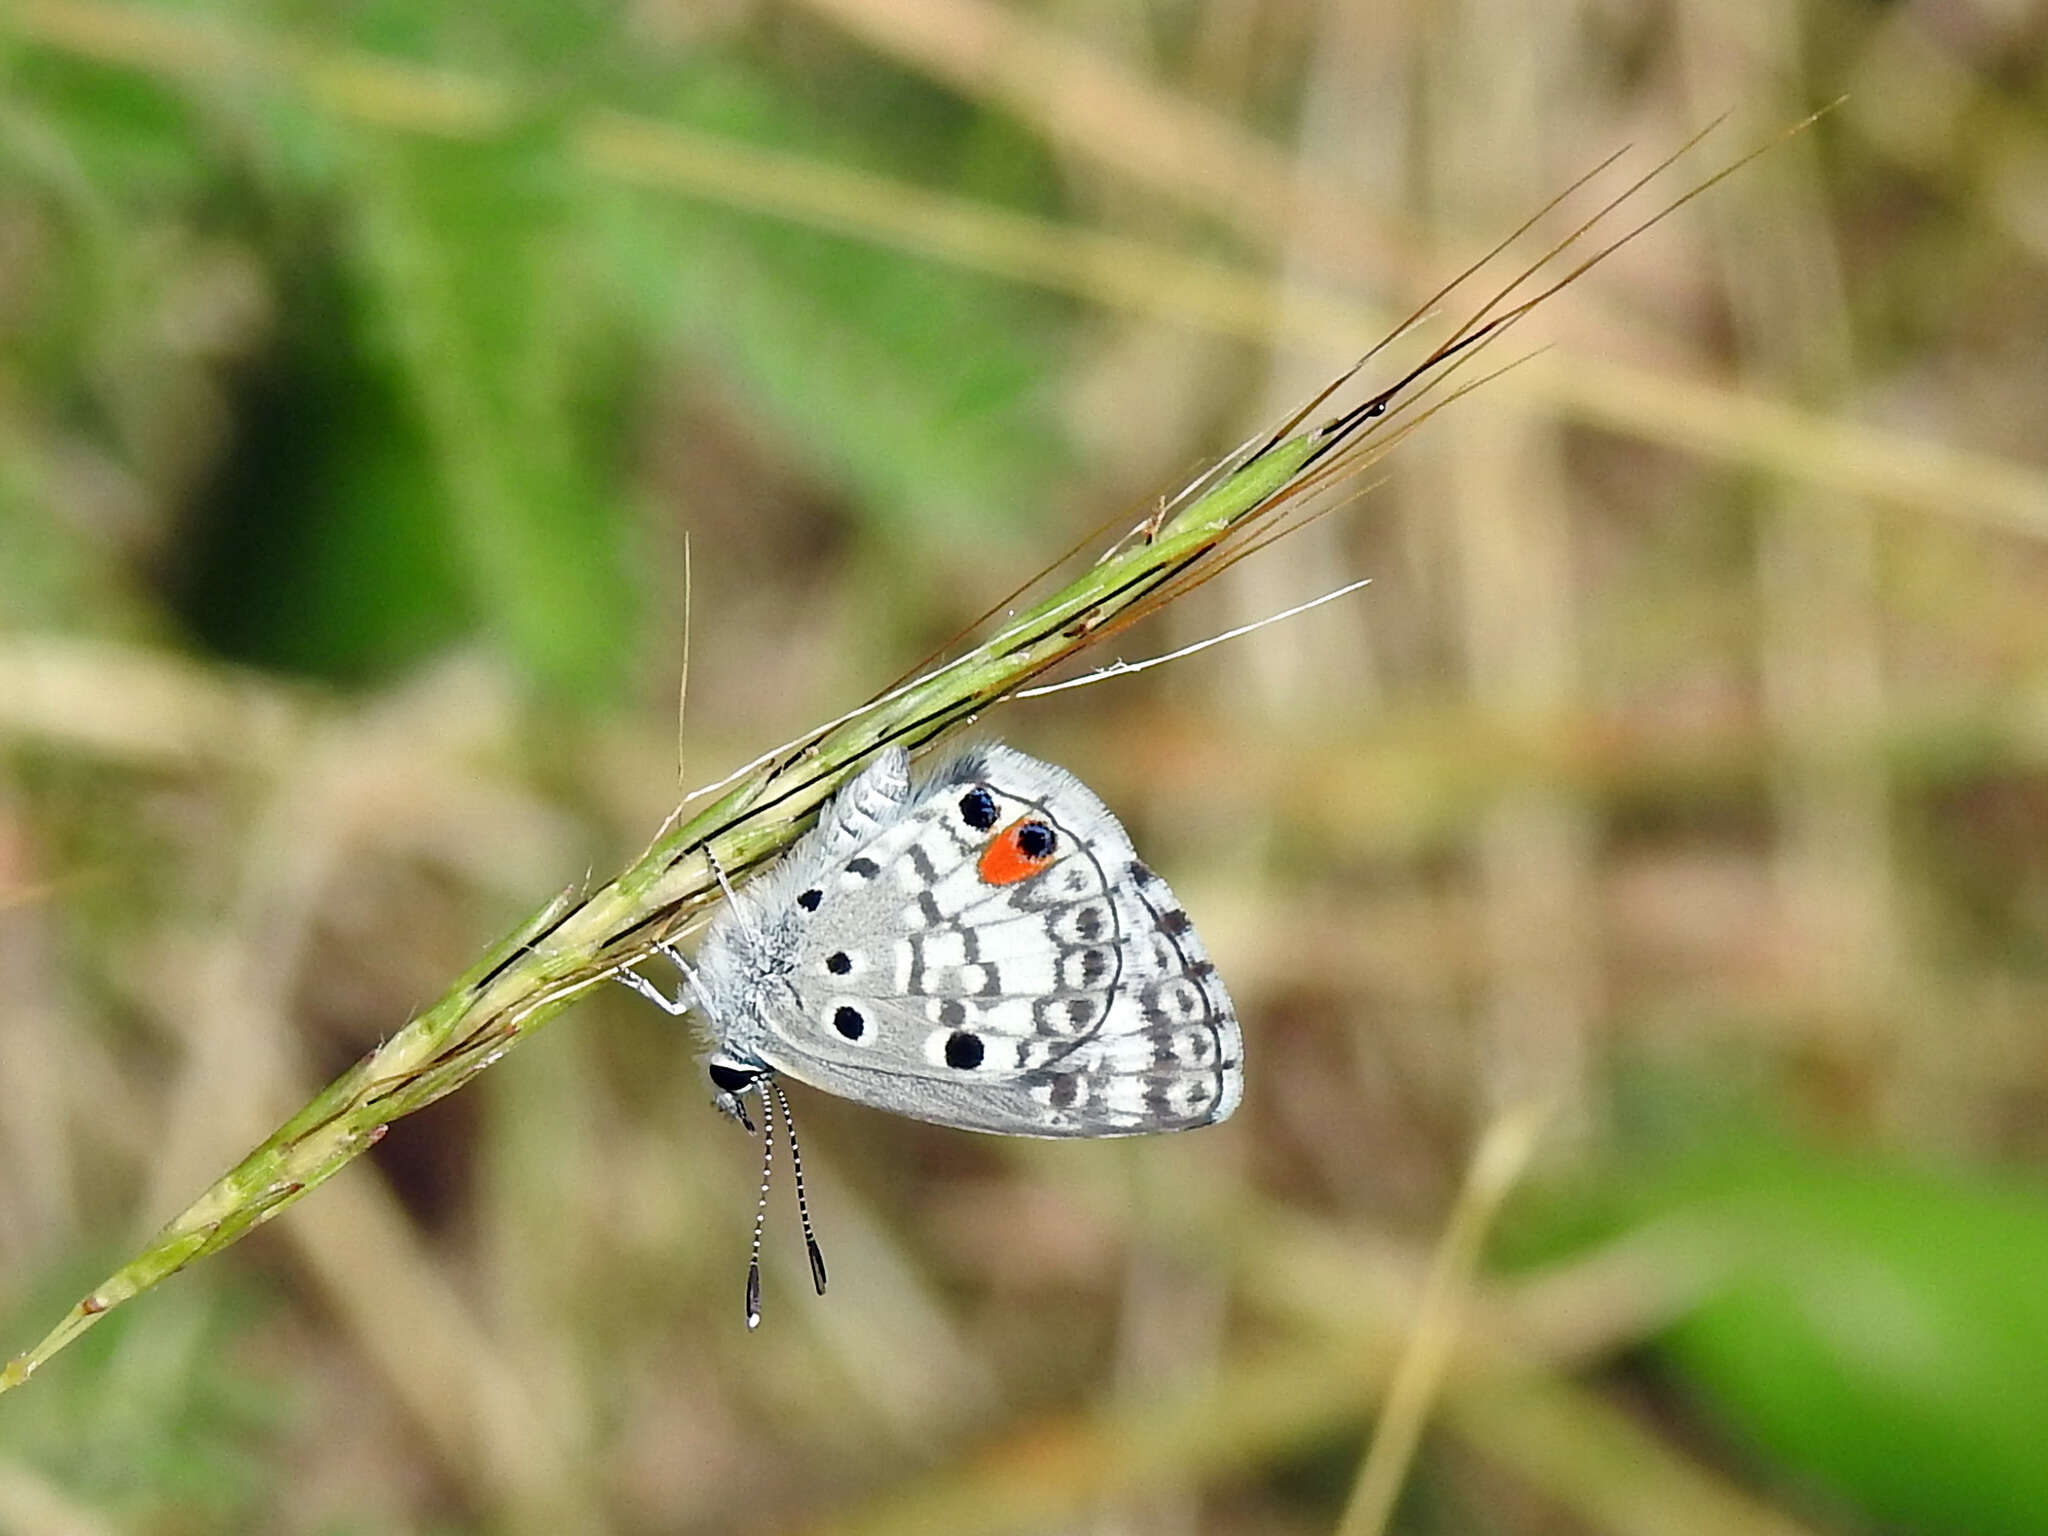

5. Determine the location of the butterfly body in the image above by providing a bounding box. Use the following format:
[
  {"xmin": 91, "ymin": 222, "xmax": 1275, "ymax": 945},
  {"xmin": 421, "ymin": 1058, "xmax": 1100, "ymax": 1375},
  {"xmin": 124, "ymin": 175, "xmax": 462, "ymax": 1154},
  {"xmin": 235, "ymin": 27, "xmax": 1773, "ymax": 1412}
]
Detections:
[{"xmin": 679, "ymin": 744, "xmax": 1242, "ymax": 1137}]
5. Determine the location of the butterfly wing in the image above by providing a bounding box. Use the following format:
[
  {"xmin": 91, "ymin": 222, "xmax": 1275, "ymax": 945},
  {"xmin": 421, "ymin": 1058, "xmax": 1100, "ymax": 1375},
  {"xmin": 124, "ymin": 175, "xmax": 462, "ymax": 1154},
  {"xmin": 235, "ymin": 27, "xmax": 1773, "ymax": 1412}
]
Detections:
[{"xmin": 749, "ymin": 745, "xmax": 1242, "ymax": 1137}]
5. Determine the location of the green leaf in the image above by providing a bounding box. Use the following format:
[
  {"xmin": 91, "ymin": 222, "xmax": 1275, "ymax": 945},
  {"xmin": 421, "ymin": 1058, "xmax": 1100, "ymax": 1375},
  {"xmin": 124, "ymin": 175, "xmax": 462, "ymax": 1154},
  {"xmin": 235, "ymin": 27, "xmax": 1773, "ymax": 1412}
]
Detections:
[
  {"xmin": 1656, "ymin": 1147, "xmax": 2048, "ymax": 1536},
  {"xmin": 1507, "ymin": 1122, "xmax": 2048, "ymax": 1536},
  {"xmin": 342, "ymin": 125, "xmax": 639, "ymax": 698}
]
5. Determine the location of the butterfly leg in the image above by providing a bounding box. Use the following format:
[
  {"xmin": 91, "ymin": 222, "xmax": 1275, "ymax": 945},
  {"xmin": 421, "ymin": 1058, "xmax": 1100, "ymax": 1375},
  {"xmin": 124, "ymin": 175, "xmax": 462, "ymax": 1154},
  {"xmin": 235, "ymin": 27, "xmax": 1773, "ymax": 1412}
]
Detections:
[
  {"xmin": 615, "ymin": 964, "xmax": 687, "ymax": 1015},
  {"xmin": 617, "ymin": 935, "xmax": 722, "ymax": 1020}
]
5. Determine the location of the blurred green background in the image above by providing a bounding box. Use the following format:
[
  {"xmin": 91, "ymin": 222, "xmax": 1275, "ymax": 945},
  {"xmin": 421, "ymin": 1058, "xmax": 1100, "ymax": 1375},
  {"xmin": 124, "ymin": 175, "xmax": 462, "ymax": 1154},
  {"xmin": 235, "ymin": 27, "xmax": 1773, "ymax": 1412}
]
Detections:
[{"xmin": 4, "ymin": 1, "xmax": 2048, "ymax": 1533}]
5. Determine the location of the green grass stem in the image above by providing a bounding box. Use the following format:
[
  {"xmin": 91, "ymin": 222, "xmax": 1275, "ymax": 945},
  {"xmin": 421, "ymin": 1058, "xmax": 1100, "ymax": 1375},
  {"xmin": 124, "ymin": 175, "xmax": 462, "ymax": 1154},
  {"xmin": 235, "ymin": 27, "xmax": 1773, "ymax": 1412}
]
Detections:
[{"xmin": 0, "ymin": 393, "xmax": 1345, "ymax": 1393}]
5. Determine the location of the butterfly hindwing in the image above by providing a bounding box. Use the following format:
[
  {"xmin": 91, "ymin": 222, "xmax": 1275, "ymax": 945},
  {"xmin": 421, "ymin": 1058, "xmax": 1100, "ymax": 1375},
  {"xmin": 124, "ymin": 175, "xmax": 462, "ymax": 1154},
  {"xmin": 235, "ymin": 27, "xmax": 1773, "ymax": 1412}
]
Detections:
[{"xmin": 700, "ymin": 744, "xmax": 1239, "ymax": 1137}]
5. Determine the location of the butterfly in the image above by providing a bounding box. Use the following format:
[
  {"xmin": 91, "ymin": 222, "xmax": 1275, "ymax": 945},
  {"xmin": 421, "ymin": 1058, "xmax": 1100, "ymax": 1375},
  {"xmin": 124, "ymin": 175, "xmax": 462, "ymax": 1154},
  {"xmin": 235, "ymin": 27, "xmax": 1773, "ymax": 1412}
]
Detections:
[{"xmin": 621, "ymin": 743, "xmax": 1242, "ymax": 1324}]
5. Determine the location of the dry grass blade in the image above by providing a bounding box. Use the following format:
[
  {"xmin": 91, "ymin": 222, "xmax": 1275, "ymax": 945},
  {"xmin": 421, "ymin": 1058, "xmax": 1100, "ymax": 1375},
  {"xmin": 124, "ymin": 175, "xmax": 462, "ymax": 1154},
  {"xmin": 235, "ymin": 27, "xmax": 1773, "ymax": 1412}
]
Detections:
[{"xmin": 1335, "ymin": 1101, "xmax": 1551, "ymax": 1536}]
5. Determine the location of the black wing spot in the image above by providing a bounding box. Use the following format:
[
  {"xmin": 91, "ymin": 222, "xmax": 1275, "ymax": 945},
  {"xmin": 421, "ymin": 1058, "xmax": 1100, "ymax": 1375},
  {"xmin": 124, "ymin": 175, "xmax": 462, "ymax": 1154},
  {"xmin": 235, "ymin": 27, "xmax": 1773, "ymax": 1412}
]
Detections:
[
  {"xmin": 833, "ymin": 1006, "xmax": 865, "ymax": 1041},
  {"xmin": 1016, "ymin": 821, "xmax": 1056, "ymax": 859},
  {"xmin": 826, "ymin": 951, "xmax": 852, "ymax": 975},
  {"xmin": 944, "ymin": 1032, "xmax": 984, "ymax": 1070},
  {"xmin": 797, "ymin": 888, "xmax": 823, "ymax": 911},
  {"xmin": 959, "ymin": 786, "xmax": 999, "ymax": 830},
  {"xmin": 846, "ymin": 857, "xmax": 880, "ymax": 879},
  {"xmin": 1156, "ymin": 907, "xmax": 1191, "ymax": 937}
]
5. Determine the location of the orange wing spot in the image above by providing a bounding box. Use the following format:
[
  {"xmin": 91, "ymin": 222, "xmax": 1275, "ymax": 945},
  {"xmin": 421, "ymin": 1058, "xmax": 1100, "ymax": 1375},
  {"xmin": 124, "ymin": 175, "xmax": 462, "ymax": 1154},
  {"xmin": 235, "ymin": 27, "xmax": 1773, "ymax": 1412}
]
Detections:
[{"xmin": 978, "ymin": 816, "xmax": 1058, "ymax": 886}]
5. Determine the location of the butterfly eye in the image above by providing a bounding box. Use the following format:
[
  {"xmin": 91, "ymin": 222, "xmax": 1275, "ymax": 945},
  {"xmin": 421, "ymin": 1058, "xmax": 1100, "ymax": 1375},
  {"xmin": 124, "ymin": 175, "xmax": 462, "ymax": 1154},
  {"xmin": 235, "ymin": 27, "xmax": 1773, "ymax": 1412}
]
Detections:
[
  {"xmin": 959, "ymin": 786, "xmax": 999, "ymax": 831},
  {"xmin": 708, "ymin": 1062, "xmax": 758, "ymax": 1093}
]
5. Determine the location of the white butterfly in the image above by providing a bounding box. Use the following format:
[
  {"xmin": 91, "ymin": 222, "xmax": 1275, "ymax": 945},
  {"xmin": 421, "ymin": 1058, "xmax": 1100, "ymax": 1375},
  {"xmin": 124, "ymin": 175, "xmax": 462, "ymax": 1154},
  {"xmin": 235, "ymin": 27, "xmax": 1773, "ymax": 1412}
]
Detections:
[{"xmin": 622, "ymin": 743, "xmax": 1242, "ymax": 1322}]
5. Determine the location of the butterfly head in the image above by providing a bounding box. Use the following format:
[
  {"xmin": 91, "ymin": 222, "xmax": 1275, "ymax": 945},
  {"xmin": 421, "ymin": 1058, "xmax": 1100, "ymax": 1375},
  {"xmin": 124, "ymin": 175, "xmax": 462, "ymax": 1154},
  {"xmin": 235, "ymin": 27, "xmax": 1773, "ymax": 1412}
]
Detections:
[{"xmin": 707, "ymin": 1055, "xmax": 763, "ymax": 1132}]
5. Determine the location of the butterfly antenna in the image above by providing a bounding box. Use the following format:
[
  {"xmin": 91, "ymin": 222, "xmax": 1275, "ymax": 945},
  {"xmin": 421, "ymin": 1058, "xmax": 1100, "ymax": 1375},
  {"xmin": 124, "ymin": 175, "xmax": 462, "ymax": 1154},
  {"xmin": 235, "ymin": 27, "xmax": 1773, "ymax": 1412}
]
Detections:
[
  {"xmin": 770, "ymin": 1078, "xmax": 829, "ymax": 1295},
  {"xmin": 745, "ymin": 1082, "xmax": 774, "ymax": 1331}
]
